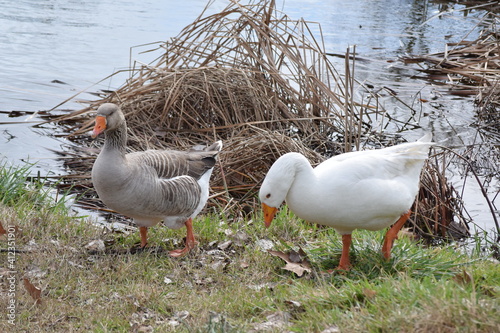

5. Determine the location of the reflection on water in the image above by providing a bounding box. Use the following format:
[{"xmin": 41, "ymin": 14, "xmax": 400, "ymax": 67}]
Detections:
[
  {"xmin": 0, "ymin": 0, "xmax": 482, "ymax": 111},
  {"xmin": 0, "ymin": 0, "xmax": 211, "ymax": 110},
  {"xmin": 0, "ymin": 0, "xmax": 495, "ymax": 230}
]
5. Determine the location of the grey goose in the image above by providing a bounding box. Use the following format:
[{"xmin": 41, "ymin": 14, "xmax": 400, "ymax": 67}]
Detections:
[{"xmin": 91, "ymin": 103, "xmax": 222, "ymax": 256}]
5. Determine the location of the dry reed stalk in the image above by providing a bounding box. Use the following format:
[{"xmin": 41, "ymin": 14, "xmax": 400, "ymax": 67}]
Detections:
[
  {"xmin": 59, "ymin": 0, "xmax": 381, "ymax": 149},
  {"xmin": 402, "ymin": 14, "xmax": 500, "ymax": 96},
  {"xmin": 476, "ymin": 82, "xmax": 500, "ymax": 146},
  {"xmin": 412, "ymin": 156, "xmax": 470, "ymax": 242}
]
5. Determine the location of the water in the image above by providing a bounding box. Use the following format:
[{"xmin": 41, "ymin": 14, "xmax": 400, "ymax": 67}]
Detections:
[
  {"xmin": 0, "ymin": 0, "xmax": 497, "ymax": 232},
  {"xmin": 0, "ymin": 0, "xmax": 215, "ymax": 172}
]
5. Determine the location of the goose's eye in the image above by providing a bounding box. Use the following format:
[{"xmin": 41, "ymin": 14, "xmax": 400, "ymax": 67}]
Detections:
[{"xmin": 266, "ymin": 193, "xmax": 271, "ymax": 199}]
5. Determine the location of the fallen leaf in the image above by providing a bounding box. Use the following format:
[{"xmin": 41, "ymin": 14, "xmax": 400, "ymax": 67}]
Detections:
[
  {"xmin": 252, "ymin": 311, "xmax": 291, "ymax": 331},
  {"xmin": 267, "ymin": 250, "xmax": 290, "ymax": 262},
  {"xmin": 195, "ymin": 276, "xmax": 214, "ymax": 285},
  {"xmin": 283, "ymin": 263, "xmax": 311, "ymax": 277},
  {"xmin": 285, "ymin": 300, "xmax": 302, "ymax": 308},
  {"xmin": 0, "ymin": 224, "xmax": 22, "ymax": 239},
  {"xmin": 453, "ymin": 269, "xmax": 473, "ymax": 285},
  {"xmin": 247, "ymin": 282, "xmax": 276, "ymax": 291},
  {"xmin": 285, "ymin": 300, "xmax": 305, "ymax": 314},
  {"xmin": 23, "ymin": 277, "xmax": 42, "ymax": 305},
  {"xmin": 130, "ymin": 323, "xmax": 154, "ymax": 333},
  {"xmin": 173, "ymin": 310, "xmax": 190, "ymax": 320},
  {"xmin": 268, "ymin": 248, "xmax": 312, "ymax": 277},
  {"xmin": 167, "ymin": 319, "xmax": 181, "ymax": 329},
  {"xmin": 232, "ymin": 230, "xmax": 249, "ymax": 246},
  {"xmin": 363, "ymin": 288, "xmax": 377, "ymax": 299},
  {"xmin": 217, "ymin": 240, "xmax": 232, "ymax": 250},
  {"xmin": 210, "ymin": 259, "xmax": 228, "ymax": 271},
  {"xmin": 289, "ymin": 248, "xmax": 307, "ymax": 262}
]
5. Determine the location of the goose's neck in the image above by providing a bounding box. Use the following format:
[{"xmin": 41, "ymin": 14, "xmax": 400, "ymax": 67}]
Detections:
[
  {"xmin": 277, "ymin": 153, "xmax": 315, "ymax": 194},
  {"xmin": 289, "ymin": 157, "xmax": 315, "ymax": 186},
  {"xmin": 282, "ymin": 154, "xmax": 316, "ymax": 204},
  {"xmin": 103, "ymin": 124, "xmax": 127, "ymax": 155}
]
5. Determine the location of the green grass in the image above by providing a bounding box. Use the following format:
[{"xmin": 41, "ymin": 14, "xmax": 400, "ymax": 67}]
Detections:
[
  {"xmin": 0, "ymin": 163, "xmax": 499, "ymax": 332},
  {"xmin": 0, "ymin": 160, "xmax": 72, "ymax": 213}
]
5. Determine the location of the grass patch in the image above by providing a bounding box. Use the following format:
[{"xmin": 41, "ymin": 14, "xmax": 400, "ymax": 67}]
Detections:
[{"xmin": 0, "ymin": 164, "xmax": 499, "ymax": 332}]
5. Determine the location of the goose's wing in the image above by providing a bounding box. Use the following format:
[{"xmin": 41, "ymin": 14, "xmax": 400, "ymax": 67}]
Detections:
[
  {"xmin": 318, "ymin": 134, "xmax": 434, "ymax": 177},
  {"xmin": 116, "ymin": 168, "xmax": 200, "ymax": 218},
  {"xmin": 120, "ymin": 142, "xmax": 222, "ymax": 218},
  {"xmin": 127, "ymin": 141, "xmax": 222, "ymax": 181}
]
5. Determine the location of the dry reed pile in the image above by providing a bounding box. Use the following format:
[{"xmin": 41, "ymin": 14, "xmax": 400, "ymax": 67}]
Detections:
[
  {"xmin": 59, "ymin": 0, "xmax": 376, "ymax": 205},
  {"xmin": 53, "ymin": 0, "xmax": 471, "ymax": 239},
  {"xmin": 412, "ymin": 155, "xmax": 470, "ymax": 242}
]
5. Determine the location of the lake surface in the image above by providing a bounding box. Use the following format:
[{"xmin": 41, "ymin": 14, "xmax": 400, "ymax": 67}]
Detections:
[{"xmin": 0, "ymin": 0, "xmax": 496, "ymax": 232}]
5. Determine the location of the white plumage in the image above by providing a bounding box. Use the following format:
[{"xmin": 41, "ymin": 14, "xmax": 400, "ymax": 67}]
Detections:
[{"xmin": 259, "ymin": 134, "xmax": 433, "ymax": 270}]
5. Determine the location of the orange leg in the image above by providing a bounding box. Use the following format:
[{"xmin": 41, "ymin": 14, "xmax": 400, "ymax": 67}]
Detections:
[
  {"xmin": 336, "ymin": 234, "xmax": 352, "ymax": 271},
  {"xmin": 381, "ymin": 211, "xmax": 411, "ymax": 260},
  {"xmin": 169, "ymin": 218, "xmax": 197, "ymax": 257},
  {"xmin": 139, "ymin": 226, "xmax": 148, "ymax": 248}
]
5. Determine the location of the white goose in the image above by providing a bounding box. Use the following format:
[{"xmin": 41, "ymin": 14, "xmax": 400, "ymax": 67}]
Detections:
[
  {"xmin": 91, "ymin": 103, "xmax": 222, "ymax": 257},
  {"xmin": 259, "ymin": 134, "xmax": 433, "ymax": 270}
]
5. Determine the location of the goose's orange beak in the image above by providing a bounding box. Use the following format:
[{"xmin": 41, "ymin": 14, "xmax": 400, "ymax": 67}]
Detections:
[
  {"xmin": 262, "ymin": 203, "xmax": 278, "ymax": 228},
  {"xmin": 91, "ymin": 116, "xmax": 107, "ymax": 139}
]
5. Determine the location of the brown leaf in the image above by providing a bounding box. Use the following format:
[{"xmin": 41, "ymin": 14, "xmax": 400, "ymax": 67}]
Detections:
[
  {"xmin": 363, "ymin": 288, "xmax": 377, "ymax": 299},
  {"xmin": 283, "ymin": 263, "xmax": 311, "ymax": 277},
  {"xmin": 253, "ymin": 311, "xmax": 291, "ymax": 331},
  {"xmin": 268, "ymin": 250, "xmax": 290, "ymax": 262},
  {"xmin": 288, "ymin": 250, "xmax": 303, "ymax": 263},
  {"xmin": 285, "ymin": 300, "xmax": 302, "ymax": 308},
  {"xmin": 0, "ymin": 223, "xmax": 22, "ymax": 240},
  {"xmin": 231, "ymin": 230, "xmax": 249, "ymax": 246},
  {"xmin": 217, "ymin": 240, "xmax": 232, "ymax": 250},
  {"xmin": 453, "ymin": 269, "xmax": 473, "ymax": 285},
  {"xmin": 268, "ymin": 248, "xmax": 312, "ymax": 277},
  {"xmin": 23, "ymin": 278, "xmax": 42, "ymax": 305}
]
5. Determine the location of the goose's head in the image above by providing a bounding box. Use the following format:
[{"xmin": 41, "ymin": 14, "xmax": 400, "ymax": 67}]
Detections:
[
  {"xmin": 259, "ymin": 153, "xmax": 302, "ymax": 227},
  {"xmin": 91, "ymin": 103, "xmax": 125, "ymax": 138}
]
